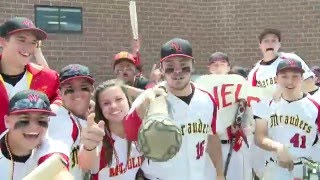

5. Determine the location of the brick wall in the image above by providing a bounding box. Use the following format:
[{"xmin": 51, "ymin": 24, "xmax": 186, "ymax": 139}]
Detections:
[{"xmin": 1, "ymin": 0, "xmax": 320, "ymax": 83}]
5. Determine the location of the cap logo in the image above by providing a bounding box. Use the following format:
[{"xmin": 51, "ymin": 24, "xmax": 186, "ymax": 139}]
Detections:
[
  {"xmin": 22, "ymin": 19, "xmax": 34, "ymax": 28},
  {"xmin": 28, "ymin": 94, "xmax": 39, "ymax": 102},
  {"xmin": 170, "ymin": 42, "xmax": 182, "ymax": 53},
  {"xmin": 69, "ymin": 65, "xmax": 80, "ymax": 72},
  {"xmin": 287, "ymin": 59, "xmax": 297, "ymax": 67},
  {"xmin": 118, "ymin": 51, "xmax": 129, "ymax": 59}
]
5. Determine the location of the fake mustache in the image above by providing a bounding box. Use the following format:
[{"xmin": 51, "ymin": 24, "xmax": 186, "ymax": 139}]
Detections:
[{"xmin": 266, "ymin": 48, "xmax": 274, "ymax": 51}]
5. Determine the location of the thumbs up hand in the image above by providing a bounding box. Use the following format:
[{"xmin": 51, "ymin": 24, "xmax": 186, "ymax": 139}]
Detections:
[{"xmin": 81, "ymin": 113, "xmax": 105, "ymax": 151}]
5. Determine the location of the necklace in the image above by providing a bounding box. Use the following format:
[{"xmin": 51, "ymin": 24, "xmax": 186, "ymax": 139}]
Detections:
[
  {"xmin": 106, "ymin": 131, "xmax": 139, "ymax": 166},
  {"xmin": 5, "ymin": 134, "xmax": 14, "ymax": 180}
]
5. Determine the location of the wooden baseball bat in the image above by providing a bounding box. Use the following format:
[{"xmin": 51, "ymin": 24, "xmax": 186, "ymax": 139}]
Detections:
[{"xmin": 23, "ymin": 154, "xmax": 68, "ymax": 180}]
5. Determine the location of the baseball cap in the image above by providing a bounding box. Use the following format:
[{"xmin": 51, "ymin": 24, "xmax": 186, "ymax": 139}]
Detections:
[
  {"xmin": 160, "ymin": 38, "xmax": 193, "ymax": 62},
  {"xmin": 0, "ymin": 17, "xmax": 47, "ymax": 40},
  {"xmin": 208, "ymin": 52, "xmax": 230, "ymax": 65},
  {"xmin": 311, "ymin": 66, "xmax": 320, "ymax": 85},
  {"xmin": 276, "ymin": 58, "xmax": 304, "ymax": 74},
  {"xmin": 258, "ymin": 28, "xmax": 281, "ymax": 43},
  {"xmin": 229, "ymin": 66, "xmax": 249, "ymax": 78},
  {"xmin": 113, "ymin": 51, "xmax": 138, "ymax": 68},
  {"xmin": 9, "ymin": 90, "xmax": 55, "ymax": 116},
  {"xmin": 59, "ymin": 64, "xmax": 95, "ymax": 84}
]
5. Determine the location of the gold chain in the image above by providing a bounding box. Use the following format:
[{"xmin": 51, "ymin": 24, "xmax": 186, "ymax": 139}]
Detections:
[{"xmin": 5, "ymin": 134, "xmax": 14, "ymax": 180}]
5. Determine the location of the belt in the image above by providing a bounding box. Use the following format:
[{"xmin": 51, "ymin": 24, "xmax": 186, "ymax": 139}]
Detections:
[
  {"xmin": 269, "ymin": 157, "xmax": 303, "ymax": 165},
  {"xmin": 221, "ymin": 140, "xmax": 231, "ymax": 144}
]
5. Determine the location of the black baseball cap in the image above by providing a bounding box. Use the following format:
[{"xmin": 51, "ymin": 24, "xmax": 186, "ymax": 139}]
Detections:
[
  {"xmin": 276, "ymin": 58, "xmax": 304, "ymax": 74},
  {"xmin": 160, "ymin": 38, "xmax": 193, "ymax": 62},
  {"xmin": 9, "ymin": 90, "xmax": 55, "ymax": 116},
  {"xmin": 0, "ymin": 17, "xmax": 47, "ymax": 40},
  {"xmin": 59, "ymin": 64, "xmax": 95, "ymax": 84},
  {"xmin": 208, "ymin": 52, "xmax": 230, "ymax": 65},
  {"xmin": 229, "ymin": 66, "xmax": 249, "ymax": 78},
  {"xmin": 259, "ymin": 28, "xmax": 281, "ymax": 43}
]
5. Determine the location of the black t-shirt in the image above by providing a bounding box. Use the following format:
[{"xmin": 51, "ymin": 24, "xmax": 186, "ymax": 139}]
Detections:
[
  {"xmin": 309, "ymin": 88, "xmax": 319, "ymax": 96},
  {"xmin": 260, "ymin": 56, "xmax": 278, "ymax": 65},
  {"xmin": 0, "ymin": 68, "xmax": 26, "ymax": 86},
  {"xmin": 176, "ymin": 87, "xmax": 195, "ymax": 105},
  {"xmin": 133, "ymin": 76, "xmax": 150, "ymax": 90},
  {"xmin": 0, "ymin": 137, "xmax": 31, "ymax": 163}
]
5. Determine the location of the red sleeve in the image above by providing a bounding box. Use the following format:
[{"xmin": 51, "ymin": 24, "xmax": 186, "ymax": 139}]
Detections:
[
  {"xmin": 123, "ymin": 109, "xmax": 143, "ymax": 141},
  {"xmin": 251, "ymin": 68, "xmax": 258, "ymax": 86},
  {"xmin": 308, "ymin": 98, "xmax": 320, "ymax": 133},
  {"xmin": 145, "ymin": 82, "xmax": 157, "ymax": 89},
  {"xmin": 211, "ymin": 95, "xmax": 217, "ymax": 134},
  {"xmin": 197, "ymin": 88, "xmax": 217, "ymax": 134},
  {"xmin": 50, "ymin": 71, "xmax": 62, "ymax": 105},
  {"xmin": 38, "ymin": 153, "xmax": 69, "ymax": 169}
]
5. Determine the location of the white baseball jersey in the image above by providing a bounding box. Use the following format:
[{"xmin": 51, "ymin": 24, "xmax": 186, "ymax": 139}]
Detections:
[
  {"xmin": 309, "ymin": 88, "xmax": 320, "ymax": 162},
  {"xmin": 0, "ymin": 146, "xmax": 37, "ymax": 180},
  {"xmin": 248, "ymin": 53, "xmax": 314, "ymax": 96},
  {"xmin": 0, "ymin": 135, "xmax": 64, "ymax": 180},
  {"xmin": 37, "ymin": 106, "xmax": 87, "ymax": 180},
  {"xmin": 130, "ymin": 82, "xmax": 217, "ymax": 180},
  {"xmin": 254, "ymin": 96, "xmax": 320, "ymax": 179},
  {"xmin": 91, "ymin": 133, "xmax": 143, "ymax": 180},
  {"xmin": 247, "ymin": 53, "xmax": 314, "ymax": 177}
]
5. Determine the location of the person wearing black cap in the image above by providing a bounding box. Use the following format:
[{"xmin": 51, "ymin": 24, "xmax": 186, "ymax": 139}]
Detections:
[
  {"xmin": 207, "ymin": 52, "xmax": 231, "ymax": 75},
  {"xmin": 0, "ymin": 17, "xmax": 62, "ymax": 134},
  {"xmin": 253, "ymin": 58, "xmax": 320, "ymax": 180},
  {"xmin": 123, "ymin": 38, "xmax": 224, "ymax": 180},
  {"xmin": 0, "ymin": 90, "xmax": 72, "ymax": 179},
  {"xmin": 37, "ymin": 64, "xmax": 96, "ymax": 180}
]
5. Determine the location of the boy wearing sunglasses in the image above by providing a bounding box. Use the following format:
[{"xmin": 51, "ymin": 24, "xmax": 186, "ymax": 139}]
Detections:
[
  {"xmin": 0, "ymin": 90, "xmax": 72, "ymax": 179},
  {"xmin": 37, "ymin": 64, "xmax": 95, "ymax": 180}
]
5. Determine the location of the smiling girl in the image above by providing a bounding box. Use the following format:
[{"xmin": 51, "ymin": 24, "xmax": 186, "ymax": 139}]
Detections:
[{"xmin": 78, "ymin": 79, "xmax": 144, "ymax": 180}]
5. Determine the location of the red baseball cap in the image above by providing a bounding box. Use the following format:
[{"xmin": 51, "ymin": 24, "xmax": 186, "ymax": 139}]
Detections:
[{"xmin": 113, "ymin": 51, "xmax": 138, "ymax": 68}]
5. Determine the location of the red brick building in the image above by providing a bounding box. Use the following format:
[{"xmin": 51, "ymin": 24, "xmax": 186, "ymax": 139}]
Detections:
[{"xmin": 1, "ymin": 0, "xmax": 320, "ymax": 83}]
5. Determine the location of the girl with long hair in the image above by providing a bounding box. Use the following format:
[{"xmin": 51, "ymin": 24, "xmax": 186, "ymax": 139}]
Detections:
[{"xmin": 78, "ymin": 79, "xmax": 144, "ymax": 179}]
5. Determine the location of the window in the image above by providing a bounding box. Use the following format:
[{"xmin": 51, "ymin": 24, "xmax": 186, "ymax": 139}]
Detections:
[{"xmin": 35, "ymin": 5, "xmax": 83, "ymax": 33}]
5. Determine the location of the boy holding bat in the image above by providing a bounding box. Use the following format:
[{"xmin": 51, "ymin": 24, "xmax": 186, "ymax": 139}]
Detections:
[
  {"xmin": 0, "ymin": 90, "xmax": 71, "ymax": 180},
  {"xmin": 123, "ymin": 38, "xmax": 224, "ymax": 180}
]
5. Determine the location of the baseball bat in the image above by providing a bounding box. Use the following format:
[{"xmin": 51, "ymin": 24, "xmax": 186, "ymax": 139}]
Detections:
[
  {"xmin": 224, "ymin": 99, "xmax": 248, "ymax": 177},
  {"xmin": 23, "ymin": 154, "xmax": 68, "ymax": 180},
  {"xmin": 129, "ymin": 0, "xmax": 138, "ymax": 40},
  {"xmin": 129, "ymin": 0, "xmax": 141, "ymax": 68}
]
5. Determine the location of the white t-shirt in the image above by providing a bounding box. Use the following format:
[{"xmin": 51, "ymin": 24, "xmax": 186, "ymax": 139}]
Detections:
[
  {"xmin": 37, "ymin": 106, "xmax": 87, "ymax": 180},
  {"xmin": 92, "ymin": 133, "xmax": 143, "ymax": 180}
]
